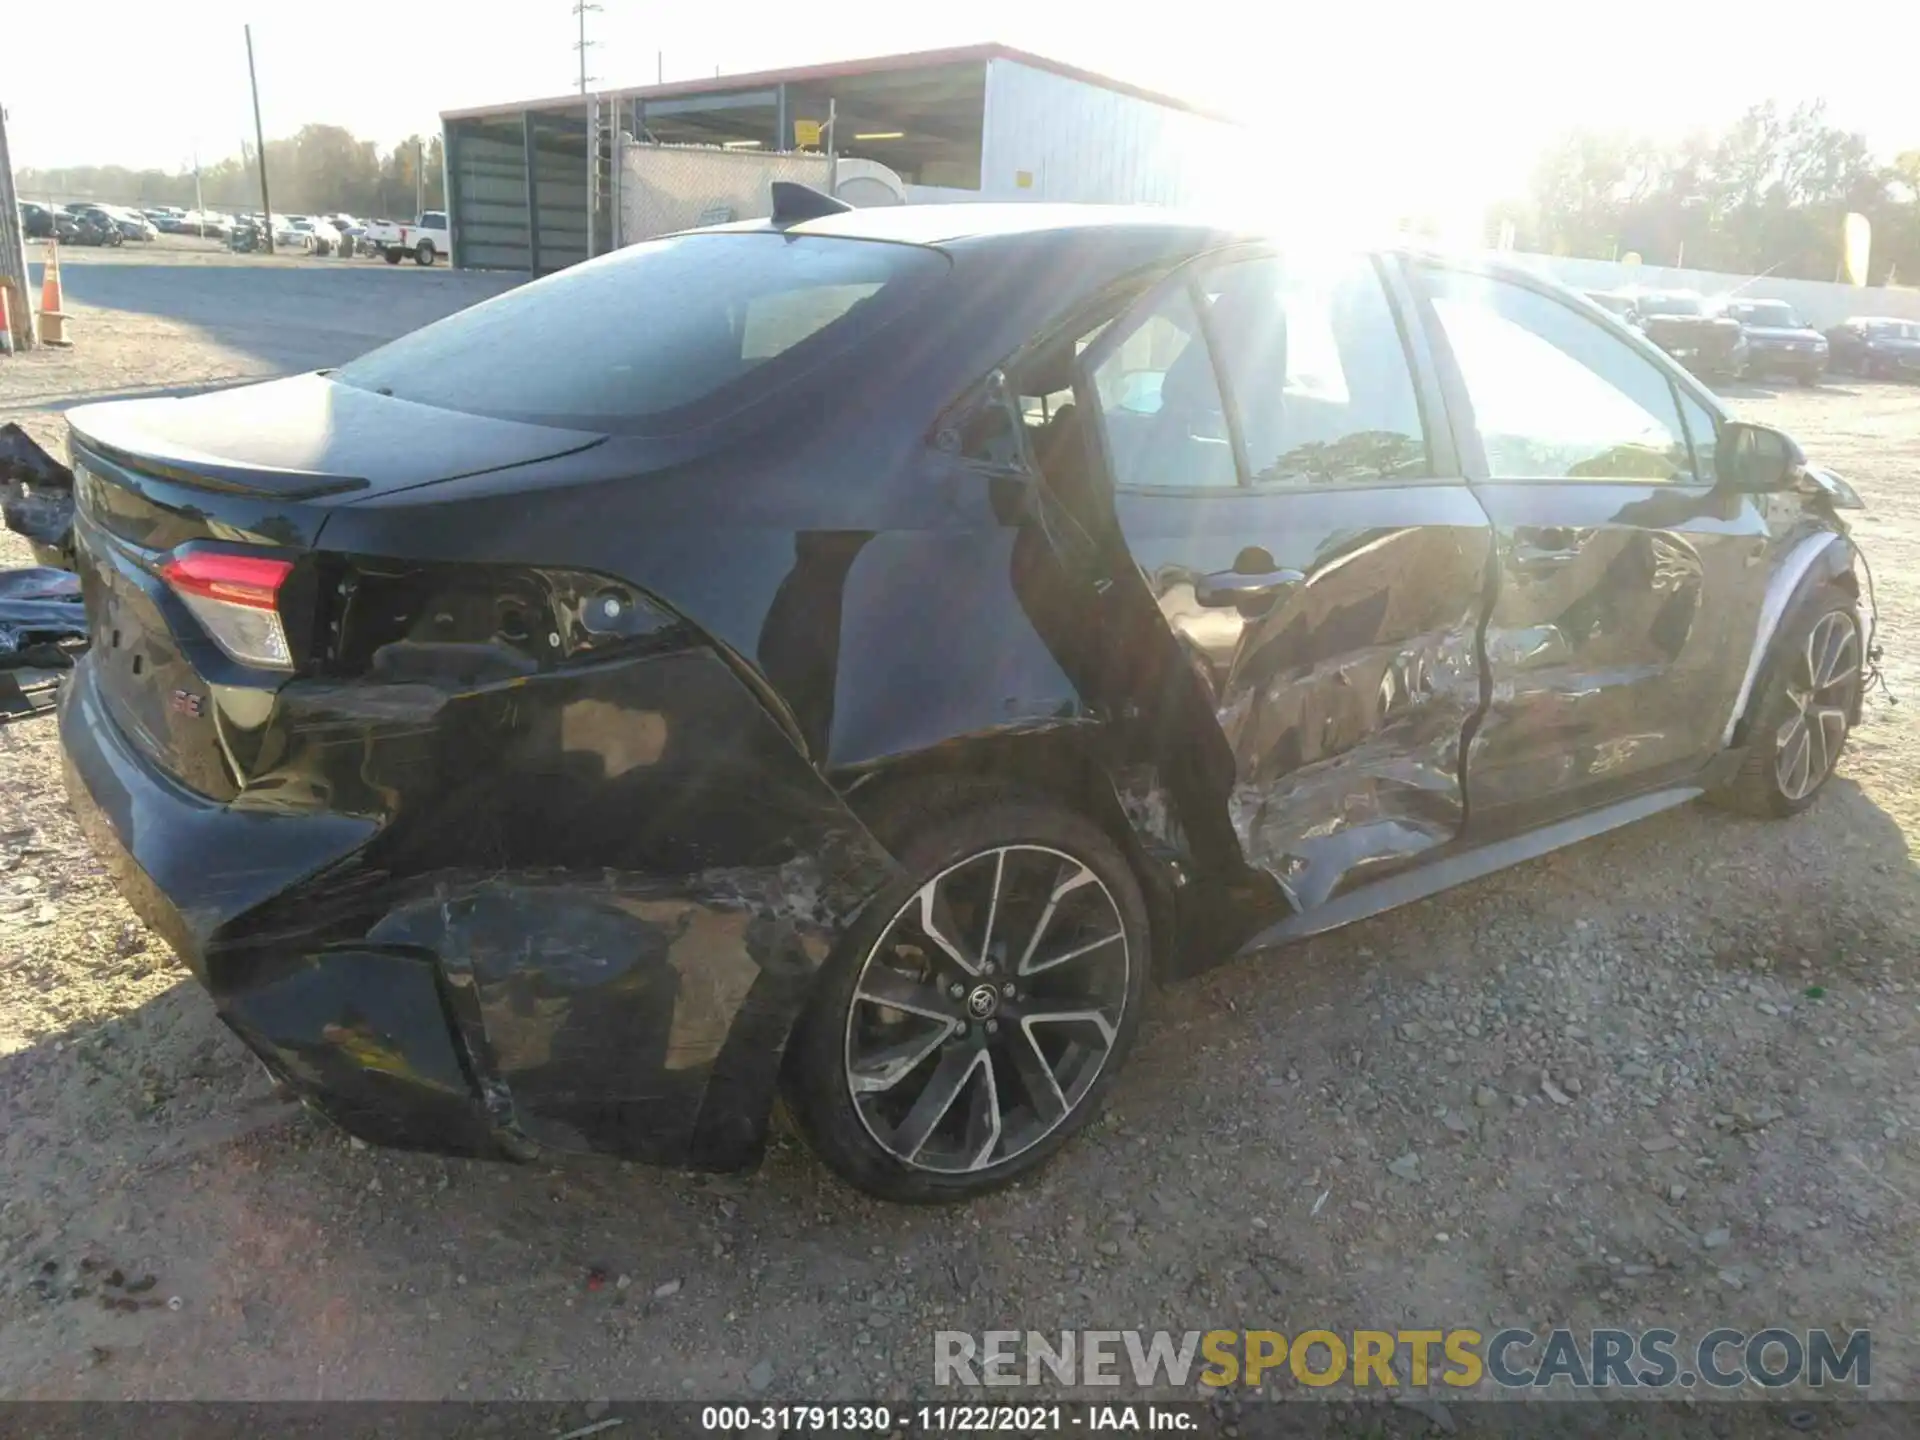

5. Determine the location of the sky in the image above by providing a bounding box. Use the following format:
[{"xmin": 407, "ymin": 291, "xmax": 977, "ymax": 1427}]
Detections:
[{"xmin": 10, "ymin": 0, "xmax": 1920, "ymax": 238}]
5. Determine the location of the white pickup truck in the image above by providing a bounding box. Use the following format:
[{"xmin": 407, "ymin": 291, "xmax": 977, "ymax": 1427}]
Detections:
[{"xmin": 363, "ymin": 211, "xmax": 451, "ymax": 266}]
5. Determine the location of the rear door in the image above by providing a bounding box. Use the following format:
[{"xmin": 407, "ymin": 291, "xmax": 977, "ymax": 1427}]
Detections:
[
  {"xmin": 1408, "ymin": 261, "xmax": 1776, "ymax": 834},
  {"xmin": 1075, "ymin": 249, "xmax": 1493, "ymax": 914}
]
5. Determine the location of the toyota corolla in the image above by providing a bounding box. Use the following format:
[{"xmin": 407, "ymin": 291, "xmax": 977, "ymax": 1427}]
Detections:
[{"xmin": 58, "ymin": 190, "xmax": 1878, "ymax": 1202}]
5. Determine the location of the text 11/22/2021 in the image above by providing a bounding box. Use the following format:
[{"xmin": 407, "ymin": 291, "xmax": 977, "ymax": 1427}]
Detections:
[{"xmin": 700, "ymin": 1405, "xmax": 1197, "ymax": 1431}]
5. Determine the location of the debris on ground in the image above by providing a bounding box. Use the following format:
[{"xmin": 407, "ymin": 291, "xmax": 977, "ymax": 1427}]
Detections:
[
  {"xmin": 0, "ymin": 422, "xmax": 75, "ymax": 570},
  {"xmin": 0, "ymin": 566, "xmax": 86, "ymax": 722}
]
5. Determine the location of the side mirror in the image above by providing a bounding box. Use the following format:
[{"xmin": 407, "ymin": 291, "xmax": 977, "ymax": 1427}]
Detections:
[{"xmin": 1716, "ymin": 421, "xmax": 1805, "ymax": 493}]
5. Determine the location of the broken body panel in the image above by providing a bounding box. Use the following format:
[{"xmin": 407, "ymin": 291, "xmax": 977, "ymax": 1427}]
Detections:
[{"xmin": 57, "ymin": 215, "xmax": 1869, "ymax": 1172}]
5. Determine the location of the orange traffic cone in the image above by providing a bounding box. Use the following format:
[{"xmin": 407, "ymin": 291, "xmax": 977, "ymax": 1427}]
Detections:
[
  {"xmin": 0, "ymin": 281, "xmax": 14, "ymax": 355},
  {"xmin": 39, "ymin": 239, "xmax": 71, "ymax": 348}
]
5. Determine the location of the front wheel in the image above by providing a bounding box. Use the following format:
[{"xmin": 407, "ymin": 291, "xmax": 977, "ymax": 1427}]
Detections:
[
  {"xmin": 1711, "ymin": 589, "xmax": 1861, "ymax": 817},
  {"xmin": 783, "ymin": 787, "xmax": 1150, "ymax": 1203}
]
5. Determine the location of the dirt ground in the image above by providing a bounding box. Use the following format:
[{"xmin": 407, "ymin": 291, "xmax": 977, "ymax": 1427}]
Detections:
[{"xmin": 4, "ymin": 250, "xmax": 1920, "ymax": 1406}]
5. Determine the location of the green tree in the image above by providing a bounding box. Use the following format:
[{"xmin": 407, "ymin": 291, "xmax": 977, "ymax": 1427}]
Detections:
[{"xmin": 1495, "ymin": 101, "xmax": 1919, "ymax": 284}]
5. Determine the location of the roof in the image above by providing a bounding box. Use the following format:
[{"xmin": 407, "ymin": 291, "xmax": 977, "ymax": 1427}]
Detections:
[
  {"xmin": 440, "ymin": 43, "xmax": 1238, "ymax": 126},
  {"xmin": 774, "ymin": 202, "xmax": 1239, "ymax": 247}
]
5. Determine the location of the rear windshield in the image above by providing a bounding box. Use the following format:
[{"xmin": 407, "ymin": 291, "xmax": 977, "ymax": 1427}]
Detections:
[
  {"xmin": 333, "ymin": 232, "xmax": 949, "ymax": 434},
  {"xmin": 1735, "ymin": 301, "xmax": 1800, "ymax": 327}
]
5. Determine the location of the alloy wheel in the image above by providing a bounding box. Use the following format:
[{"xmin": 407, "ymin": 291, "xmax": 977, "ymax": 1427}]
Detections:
[
  {"xmin": 843, "ymin": 844, "xmax": 1131, "ymax": 1175},
  {"xmin": 1775, "ymin": 610, "xmax": 1859, "ymax": 801}
]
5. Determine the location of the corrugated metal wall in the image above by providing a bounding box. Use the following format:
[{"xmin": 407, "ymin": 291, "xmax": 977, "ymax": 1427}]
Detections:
[
  {"xmin": 446, "ymin": 110, "xmax": 592, "ymax": 275},
  {"xmin": 977, "ymin": 59, "xmax": 1246, "ymax": 208},
  {"xmin": 448, "ymin": 120, "xmax": 531, "ymax": 271},
  {"xmin": 530, "ymin": 117, "xmax": 590, "ymax": 274}
]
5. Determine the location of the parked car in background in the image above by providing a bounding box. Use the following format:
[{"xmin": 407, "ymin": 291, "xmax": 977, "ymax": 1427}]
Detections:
[
  {"xmin": 1825, "ymin": 317, "xmax": 1920, "ymax": 381},
  {"xmin": 1584, "ymin": 290, "xmax": 1643, "ymax": 328},
  {"xmin": 1634, "ymin": 290, "xmax": 1748, "ymax": 377},
  {"xmin": 323, "ymin": 214, "xmax": 365, "ymax": 257},
  {"xmin": 228, "ymin": 216, "xmax": 264, "ymax": 253},
  {"xmin": 62, "ymin": 207, "xmax": 123, "ymax": 247},
  {"xmin": 107, "ymin": 206, "xmax": 158, "ymax": 242},
  {"xmin": 20, "ymin": 201, "xmax": 56, "ymax": 239},
  {"xmin": 53, "ymin": 202, "xmax": 1877, "ymax": 1202},
  {"xmin": 70, "ymin": 204, "xmax": 156, "ymax": 242},
  {"xmin": 364, "ymin": 210, "xmax": 450, "ymax": 265},
  {"xmin": 271, "ymin": 215, "xmax": 344, "ymax": 256},
  {"xmin": 1722, "ymin": 299, "xmax": 1828, "ymax": 384}
]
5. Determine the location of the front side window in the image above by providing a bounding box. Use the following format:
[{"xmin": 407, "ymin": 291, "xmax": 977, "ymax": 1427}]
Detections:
[
  {"xmin": 1424, "ymin": 270, "xmax": 1695, "ymax": 483},
  {"xmin": 1088, "ymin": 286, "xmax": 1237, "ymax": 491},
  {"xmin": 1200, "ymin": 255, "xmax": 1429, "ymax": 487}
]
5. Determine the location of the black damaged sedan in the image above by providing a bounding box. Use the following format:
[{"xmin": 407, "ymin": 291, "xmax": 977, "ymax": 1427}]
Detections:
[{"xmin": 60, "ymin": 191, "xmax": 1878, "ymax": 1202}]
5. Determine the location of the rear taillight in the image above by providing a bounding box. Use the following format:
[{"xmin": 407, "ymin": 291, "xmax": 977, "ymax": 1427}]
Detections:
[{"xmin": 160, "ymin": 550, "xmax": 296, "ymax": 670}]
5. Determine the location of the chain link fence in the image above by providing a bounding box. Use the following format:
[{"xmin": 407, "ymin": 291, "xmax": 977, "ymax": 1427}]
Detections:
[{"xmin": 617, "ymin": 141, "xmax": 836, "ymax": 245}]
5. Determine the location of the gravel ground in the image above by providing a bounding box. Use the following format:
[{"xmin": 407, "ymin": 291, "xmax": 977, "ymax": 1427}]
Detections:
[{"xmin": 3, "ymin": 256, "xmax": 1919, "ymax": 1405}]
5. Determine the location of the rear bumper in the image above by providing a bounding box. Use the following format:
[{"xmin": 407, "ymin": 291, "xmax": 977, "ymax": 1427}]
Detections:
[
  {"xmin": 60, "ymin": 652, "xmax": 893, "ymax": 1170},
  {"xmin": 59, "ymin": 659, "xmax": 497, "ymax": 1154}
]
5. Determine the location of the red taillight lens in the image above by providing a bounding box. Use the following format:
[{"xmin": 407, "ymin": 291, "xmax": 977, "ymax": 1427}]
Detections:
[{"xmin": 160, "ymin": 551, "xmax": 296, "ymax": 670}]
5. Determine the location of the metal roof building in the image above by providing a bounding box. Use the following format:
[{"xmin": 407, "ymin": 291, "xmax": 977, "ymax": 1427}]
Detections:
[{"xmin": 438, "ymin": 43, "xmax": 1247, "ymax": 274}]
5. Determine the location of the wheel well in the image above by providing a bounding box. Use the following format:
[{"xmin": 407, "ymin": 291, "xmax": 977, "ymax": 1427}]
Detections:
[
  {"xmin": 1732, "ymin": 567, "xmax": 1860, "ymax": 748},
  {"xmin": 835, "ymin": 735, "xmax": 1179, "ymax": 978}
]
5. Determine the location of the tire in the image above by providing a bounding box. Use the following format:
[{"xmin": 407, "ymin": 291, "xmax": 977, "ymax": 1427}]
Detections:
[
  {"xmin": 1710, "ymin": 585, "xmax": 1861, "ymax": 818},
  {"xmin": 383, "ymin": 247, "xmax": 402, "ymax": 265},
  {"xmin": 782, "ymin": 782, "xmax": 1151, "ymax": 1203},
  {"xmin": 414, "ymin": 241, "xmax": 435, "ymax": 266}
]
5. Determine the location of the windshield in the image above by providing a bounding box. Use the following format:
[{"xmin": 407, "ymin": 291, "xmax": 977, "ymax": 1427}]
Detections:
[
  {"xmin": 1735, "ymin": 301, "xmax": 1801, "ymax": 327},
  {"xmin": 334, "ymin": 232, "xmax": 950, "ymax": 434},
  {"xmin": 1638, "ymin": 295, "xmax": 1702, "ymax": 317}
]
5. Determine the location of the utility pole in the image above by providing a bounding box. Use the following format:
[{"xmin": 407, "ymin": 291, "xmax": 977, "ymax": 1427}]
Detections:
[
  {"xmin": 0, "ymin": 102, "xmax": 37, "ymax": 348},
  {"xmin": 191, "ymin": 141, "xmax": 205, "ymax": 226},
  {"xmin": 416, "ymin": 137, "xmax": 426, "ymax": 219},
  {"xmin": 245, "ymin": 24, "xmax": 275, "ymax": 252},
  {"xmin": 572, "ymin": 0, "xmax": 601, "ymax": 95}
]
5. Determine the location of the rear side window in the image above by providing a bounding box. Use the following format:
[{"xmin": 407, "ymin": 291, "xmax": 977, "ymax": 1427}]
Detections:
[{"xmin": 333, "ymin": 234, "xmax": 948, "ymax": 434}]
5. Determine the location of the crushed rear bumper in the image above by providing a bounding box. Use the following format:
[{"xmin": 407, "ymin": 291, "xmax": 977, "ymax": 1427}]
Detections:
[{"xmin": 60, "ymin": 651, "xmax": 896, "ymax": 1170}]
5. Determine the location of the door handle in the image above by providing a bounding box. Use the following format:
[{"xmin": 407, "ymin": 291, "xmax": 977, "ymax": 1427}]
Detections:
[
  {"xmin": 1511, "ymin": 547, "xmax": 1582, "ymax": 572},
  {"xmin": 1194, "ymin": 567, "xmax": 1306, "ymax": 607}
]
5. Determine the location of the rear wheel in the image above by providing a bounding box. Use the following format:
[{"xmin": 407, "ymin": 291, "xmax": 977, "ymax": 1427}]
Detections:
[
  {"xmin": 1711, "ymin": 588, "xmax": 1861, "ymax": 817},
  {"xmin": 783, "ymin": 786, "xmax": 1149, "ymax": 1203},
  {"xmin": 384, "ymin": 247, "xmax": 402, "ymax": 265}
]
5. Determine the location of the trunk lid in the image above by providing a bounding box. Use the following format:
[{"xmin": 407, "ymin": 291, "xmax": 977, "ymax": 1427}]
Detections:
[{"xmin": 68, "ymin": 374, "xmax": 605, "ymax": 502}]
